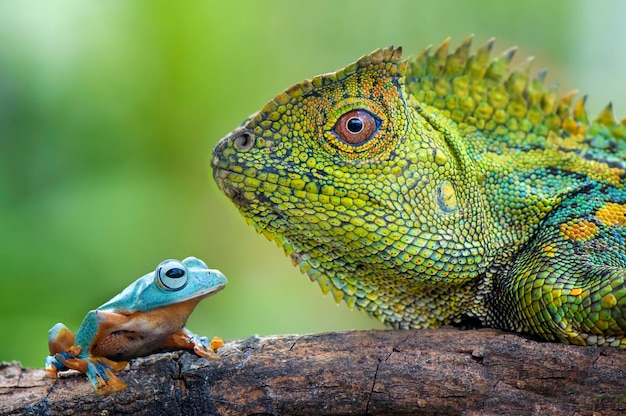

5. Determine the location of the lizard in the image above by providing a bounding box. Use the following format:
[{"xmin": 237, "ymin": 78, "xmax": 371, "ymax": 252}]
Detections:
[{"xmin": 211, "ymin": 35, "xmax": 626, "ymax": 348}]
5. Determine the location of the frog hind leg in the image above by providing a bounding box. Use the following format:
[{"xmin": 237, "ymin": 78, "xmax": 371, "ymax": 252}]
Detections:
[
  {"xmin": 48, "ymin": 323, "xmax": 76, "ymax": 354},
  {"xmin": 45, "ymin": 324, "xmax": 77, "ymax": 378},
  {"xmin": 164, "ymin": 328, "xmax": 220, "ymax": 360},
  {"xmin": 54, "ymin": 352, "xmax": 128, "ymax": 395}
]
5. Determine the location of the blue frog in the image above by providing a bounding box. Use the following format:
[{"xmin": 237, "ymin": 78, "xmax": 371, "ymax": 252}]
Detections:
[{"xmin": 45, "ymin": 257, "xmax": 227, "ymax": 395}]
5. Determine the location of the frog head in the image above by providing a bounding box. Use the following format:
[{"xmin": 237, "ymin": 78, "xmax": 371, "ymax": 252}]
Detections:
[{"xmin": 99, "ymin": 257, "xmax": 227, "ymax": 313}]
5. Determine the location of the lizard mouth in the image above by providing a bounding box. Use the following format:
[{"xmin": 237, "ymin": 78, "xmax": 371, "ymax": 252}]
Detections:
[
  {"xmin": 213, "ymin": 167, "xmax": 252, "ymax": 208},
  {"xmin": 213, "ymin": 162, "xmax": 396, "ymax": 222},
  {"xmin": 212, "ymin": 166, "xmax": 291, "ymax": 237}
]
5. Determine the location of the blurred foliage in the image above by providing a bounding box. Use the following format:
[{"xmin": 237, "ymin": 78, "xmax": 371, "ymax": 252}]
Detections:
[{"xmin": 0, "ymin": 0, "xmax": 625, "ymax": 368}]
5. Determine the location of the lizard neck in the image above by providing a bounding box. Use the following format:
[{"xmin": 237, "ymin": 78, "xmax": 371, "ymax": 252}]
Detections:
[
  {"xmin": 293, "ymin": 246, "xmax": 483, "ymax": 329},
  {"xmin": 464, "ymin": 126, "xmax": 624, "ymax": 255}
]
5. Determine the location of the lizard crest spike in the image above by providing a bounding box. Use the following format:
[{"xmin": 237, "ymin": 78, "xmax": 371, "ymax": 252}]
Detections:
[
  {"xmin": 434, "ymin": 37, "xmax": 451, "ymax": 61},
  {"xmin": 213, "ymin": 36, "xmax": 626, "ymax": 349},
  {"xmin": 536, "ymin": 68, "xmax": 548, "ymax": 83},
  {"xmin": 403, "ymin": 38, "xmax": 624, "ymax": 137},
  {"xmin": 518, "ymin": 55, "xmax": 534, "ymax": 75},
  {"xmin": 484, "ymin": 46, "xmax": 517, "ymax": 83},
  {"xmin": 454, "ymin": 34, "xmax": 473, "ymax": 60},
  {"xmin": 595, "ymin": 102, "xmax": 616, "ymax": 126},
  {"xmin": 504, "ymin": 57, "xmax": 533, "ymax": 97},
  {"xmin": 556, "ymin": 90, "xmax": 578, "ymax": 118},
  {"xmin": 465, "ymin": 37, "xmax": 493, "ymax": 79},
  {"xmin": 573, "ymin": 95, "xmax": 588, "ymax": 123},
  {"xmin": 501, "ymin": 46, "xmax": 518, "ymax": 63},
  {"xmin": 526, "ymin": 68, "xmax": 547, "ymax": 107},
  {"xmin": 445, "ymin": 35, "xmax": 473, "ymax": 76}
]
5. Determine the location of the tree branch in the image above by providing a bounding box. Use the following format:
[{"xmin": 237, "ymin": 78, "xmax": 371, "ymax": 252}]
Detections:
[{"xmin": 2, "ymin": 328, "xmax": 625, "ymax": 415}]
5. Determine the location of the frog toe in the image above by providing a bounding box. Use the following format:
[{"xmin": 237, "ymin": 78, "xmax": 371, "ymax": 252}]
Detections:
[
  {"xmin": 85, "ymin": 359, "xmax": 128, "ymax": 395},
  {"xmin": 189, "ymin": 334, "xmax": 223, "ymax": 360},
  {"xmin": 209, "ymin": 336, "xmax": 225, "ymax": 352},
  {"xmin": 55, "ymin": 351, "xmax": 89, "ymax": 374},
  {"xmin": 44, "ymin": 355, "xmax": 67, "ymax": 378},
  {"xmin": 193, "ymin": 342, "xmax": 220, "ymax": 360}
]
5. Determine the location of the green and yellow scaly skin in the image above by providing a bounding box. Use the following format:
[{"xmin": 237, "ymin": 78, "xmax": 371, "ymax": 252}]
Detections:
[{"xmin": 212, "ymin": 36, "xmax": 626, "ymax": 347}]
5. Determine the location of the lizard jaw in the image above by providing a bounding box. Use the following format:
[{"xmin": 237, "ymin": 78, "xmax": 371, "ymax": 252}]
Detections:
[{"xmin": 213, "ymin": 167, "xmax": 249, "ymax": 207}]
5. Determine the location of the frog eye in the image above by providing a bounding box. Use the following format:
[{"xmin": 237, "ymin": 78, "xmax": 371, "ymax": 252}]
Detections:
[
  {"xmin": 332, "ymin": 109, "xmax": 380, "ymax": 146},
  {"xmin": 156, "ymin": 260, "xmax": 188, "ymax": 291}
]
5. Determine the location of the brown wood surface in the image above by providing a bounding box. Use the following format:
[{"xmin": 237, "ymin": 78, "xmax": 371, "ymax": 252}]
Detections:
[{"xmin": 1, "ymin": 328, "xmax": 625, "ymax": 415}]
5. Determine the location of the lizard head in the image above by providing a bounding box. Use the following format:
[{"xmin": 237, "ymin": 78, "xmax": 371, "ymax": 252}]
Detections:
[{"xmin": 211, "ymin": 45, "xmax": 490, "ymax": 323}]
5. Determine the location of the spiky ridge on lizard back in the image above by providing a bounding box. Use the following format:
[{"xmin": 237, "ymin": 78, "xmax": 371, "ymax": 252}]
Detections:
[
  {"xmin": 212, "ymin": 36, "xmax": 626, "ymax": 347},
  {"xmin": 408, "ymin": 36, "xmax": 626, "ymax": 134}
]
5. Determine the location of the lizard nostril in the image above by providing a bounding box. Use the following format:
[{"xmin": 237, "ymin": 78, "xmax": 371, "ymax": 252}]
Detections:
[{"xmin": 234, "ymin": 131, "xmax": 255, "ymax": 151}]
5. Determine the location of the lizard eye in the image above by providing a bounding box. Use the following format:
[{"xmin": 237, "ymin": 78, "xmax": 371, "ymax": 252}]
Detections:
[
  {"xmin": 156, "ymin": 260, "xmax": 188, "ymax": 291},
  {"xmin": 333, "ymin": 109, "xmax": 380, "ymax": 146}
]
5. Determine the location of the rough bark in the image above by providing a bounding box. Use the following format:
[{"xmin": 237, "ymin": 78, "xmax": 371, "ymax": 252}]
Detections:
[{"xmin": 1, "ymin": 328, "xmax": 625, "ymax": 415}]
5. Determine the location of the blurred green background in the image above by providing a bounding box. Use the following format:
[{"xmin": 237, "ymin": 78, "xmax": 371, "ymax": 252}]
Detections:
[{"xmin": 1, "ymin": 0, "xmax": 625, "ymax": 368}]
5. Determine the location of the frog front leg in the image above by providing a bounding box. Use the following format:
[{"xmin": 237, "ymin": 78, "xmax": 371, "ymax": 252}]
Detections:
[
  {"xmin": 71, "ymin": 355, "xmax": 128, "ymax": 395},
  {"xmin": 164, "ymin": 327, "xmax": 222, "ymax": 360}
]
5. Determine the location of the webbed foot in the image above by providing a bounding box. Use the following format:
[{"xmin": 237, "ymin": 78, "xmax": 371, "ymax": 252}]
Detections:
[
  {"xmin": 44, "ymin": 343, "xmax": 82, "ymax": 379},
  {"xmin": 44, "ymin": 354, "xmax": 67, "ymax": 379},
  {"xmin": 50, "ymin": 351, "xmax": 128, "ymax": 395},
  {"xmin": 84, "ymin": 357, "xmax": 128, "ymax": 396},
  {"xmin": 165, "ymin": 328, "xmax": 222, "ymax": 360}
]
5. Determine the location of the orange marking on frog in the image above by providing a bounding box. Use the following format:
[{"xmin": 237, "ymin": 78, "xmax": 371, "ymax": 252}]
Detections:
[
  {"xmin": 90, "ymin": 298, "xmax": 203, "ymax": 360},
  {"xmin": 210, "ymin": 336, "xmax": 225, "ymax": 351},
  {"xmin": 559, "ymin": 220, "xmax": 598, "ymax": 241},
  {"xmin": 595, "ymin": 203, "xmax": 626, "ymax": 227},
  {"xmin": 48, "ymin": 326, "xmax": 76, "ymax": 355}
]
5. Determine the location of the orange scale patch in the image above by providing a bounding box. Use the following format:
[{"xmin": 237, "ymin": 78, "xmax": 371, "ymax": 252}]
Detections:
[
  {"xmin": 559, "ymin": 220, "xmax": 598, "ymax": 241},
  {"xmin": 569, "ymin": 287, "xmax": 585, "ymax": 297},
  {"xmin": 542, "ymin": 244, "xmax": 556, "ymax": 258},
  {"xmin": 595, "ymin": 203, "xmax": 626, "ymax": 227}
]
